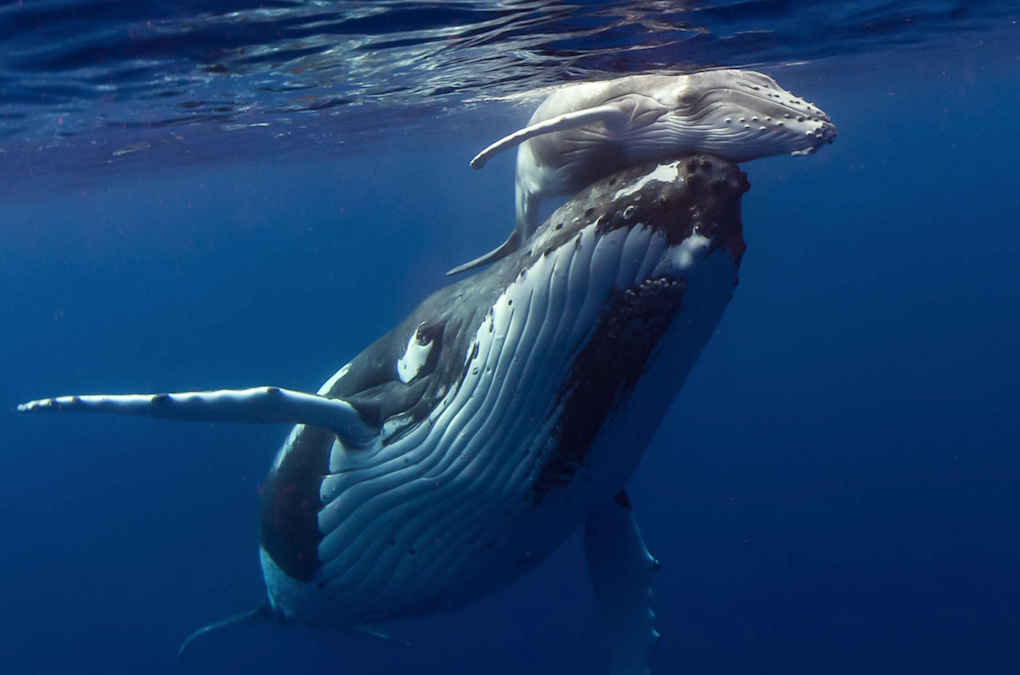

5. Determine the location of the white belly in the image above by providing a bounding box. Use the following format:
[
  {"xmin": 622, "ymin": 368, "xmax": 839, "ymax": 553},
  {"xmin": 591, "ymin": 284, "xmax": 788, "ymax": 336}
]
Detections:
[{"xmin": 264, "ymin": 226, "xmax": 739, "ymax": 628}]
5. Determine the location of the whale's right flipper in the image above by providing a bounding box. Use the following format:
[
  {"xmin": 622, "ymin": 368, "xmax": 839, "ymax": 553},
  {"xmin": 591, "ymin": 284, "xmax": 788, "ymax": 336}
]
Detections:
[
  {"xmin": 17, "ymin": 386, "xmax": 377, "ymax": 448},
  {"xmin": 469, "ymin": 104, "xmax": 629, "ymax": 170},
  {"xmin": 584, "ymin": 490, "xmax": 660, "ymax": 675},
  {"xmin": 178, "ymin": 602, "xmax": 276, "ymax": 659}
]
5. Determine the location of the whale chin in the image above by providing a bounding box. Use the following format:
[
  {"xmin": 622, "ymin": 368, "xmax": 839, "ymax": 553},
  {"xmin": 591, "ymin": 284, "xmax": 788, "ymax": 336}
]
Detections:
[{"xmin": 639, "ymin": 109, "xmax": 835, "ymax": 165}]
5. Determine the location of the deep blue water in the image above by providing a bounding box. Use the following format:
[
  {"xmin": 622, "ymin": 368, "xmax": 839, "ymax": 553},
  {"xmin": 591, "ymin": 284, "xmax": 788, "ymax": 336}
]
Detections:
[{"xmin": 2, "ymin": 2, "xmax": 1019, "ymax": 674}]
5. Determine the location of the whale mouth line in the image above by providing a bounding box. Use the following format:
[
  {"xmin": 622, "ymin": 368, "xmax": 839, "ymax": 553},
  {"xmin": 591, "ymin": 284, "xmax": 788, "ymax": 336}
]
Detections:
[{"xmin": 660, "ymin": 82, "xmax": 835, "ymax": 151}]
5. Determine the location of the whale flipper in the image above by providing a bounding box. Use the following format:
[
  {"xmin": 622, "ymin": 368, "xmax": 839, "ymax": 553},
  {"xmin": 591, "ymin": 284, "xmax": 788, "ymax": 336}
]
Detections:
[
  {"xmin": 445, "ymin": 228, "xmax": 521, "ymax": 276},
  {"xmin": 469, "ymin": 104, "xmax": 629, "ymax": 170},
  {"xmin": 17, "ymin": 387, "xmax": 377, "ymax": 448},
  {"xmin": 584, "ymin": 490, "xmax": 659, "ymax": 675},
  {"xmin": 446, "ymin": 180, "xmax": 540, "ymax": 276},
  {"xmin": 178, "ymin": 602, "xmax": 275, "ymax": 659}
]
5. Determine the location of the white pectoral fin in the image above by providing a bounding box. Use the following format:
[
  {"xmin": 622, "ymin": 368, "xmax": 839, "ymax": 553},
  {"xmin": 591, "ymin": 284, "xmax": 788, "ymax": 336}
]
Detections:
[
  {"xmin": 584, "ymin": 490, "xmax": 660, "ymax": 675},
  {"xmin": 469, "ymin": 104, "xmax": 630, "ymax": 169},
  {"xmin": 18, "ymin": 386, "xmax": 377, "ymax": 447}
]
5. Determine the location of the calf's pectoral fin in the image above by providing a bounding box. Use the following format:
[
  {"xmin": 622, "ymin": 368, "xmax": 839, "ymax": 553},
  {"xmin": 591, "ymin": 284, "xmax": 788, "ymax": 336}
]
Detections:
[
  {"xmin": 584, "ymin": 490, "xmax": 660, "ymax": 675},
  {"xmin": 17, "ymin": 386, "xmax": 377, "ymax": 448},
  {"xmin": 469, "ymin": 104, "xmax": 630, "ymax": 170}
]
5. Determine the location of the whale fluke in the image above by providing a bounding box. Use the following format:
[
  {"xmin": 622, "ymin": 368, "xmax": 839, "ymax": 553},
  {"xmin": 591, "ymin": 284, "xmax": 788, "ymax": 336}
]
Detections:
[
  {"xmin": 177, "ymin": 604, "xmax": 411, "ymax": 658},
  {"xmin": 178, "ymin": 602, "xmax": 275, "ymax": 659},
  {"xmin": 17, "ymin": 386, "xmax": 377, "ymax": 448}
]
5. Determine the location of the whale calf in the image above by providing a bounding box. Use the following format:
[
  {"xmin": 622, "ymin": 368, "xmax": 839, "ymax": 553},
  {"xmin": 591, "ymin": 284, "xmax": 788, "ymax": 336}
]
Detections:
[
  {"xmin": 450, "ymin": 69, "xmax": 836, "ymax": 274},
  {"xmin": 21, "ymin": 155, "xmax": 754, "ymax": 673}
]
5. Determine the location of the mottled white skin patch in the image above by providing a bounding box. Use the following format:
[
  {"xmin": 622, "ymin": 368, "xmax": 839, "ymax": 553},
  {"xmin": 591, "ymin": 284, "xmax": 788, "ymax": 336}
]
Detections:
[
  {"xmin": 453, "ymin": 68, "xmax": 834, "ymax": 274},
  {"xmin": 396, "ymin": 328, "xmax": 434, "ymax": 384},
  {"xmin": 653, "ymin": 232, "xmax": 711, "ymax": 276},
  {"xmin": 612, "ymin": 160, "xmax": 683, "ymax": 201}
]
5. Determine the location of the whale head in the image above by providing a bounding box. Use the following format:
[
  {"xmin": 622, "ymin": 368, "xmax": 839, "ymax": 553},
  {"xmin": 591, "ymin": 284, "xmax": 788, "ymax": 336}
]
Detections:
[
  {"xmin": 454, "ymin": 68, "xmax": 834, "ymax": 275},
  {"xmin": 640, "ymin": 69, "xmax": 836, "ymax": 162}
]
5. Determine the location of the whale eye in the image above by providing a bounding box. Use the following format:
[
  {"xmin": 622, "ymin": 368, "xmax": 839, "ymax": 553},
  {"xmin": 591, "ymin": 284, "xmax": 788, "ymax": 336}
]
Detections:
[{"xmin": 678, "ymin": 91, "xmax": 696, "ymax": 106}]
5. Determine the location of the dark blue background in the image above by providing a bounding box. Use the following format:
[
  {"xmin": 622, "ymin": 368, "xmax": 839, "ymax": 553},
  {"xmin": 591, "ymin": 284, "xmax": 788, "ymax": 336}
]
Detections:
[{"xmin": 2, "ymin": 53, "xmax": 1018, "ymax": 673}]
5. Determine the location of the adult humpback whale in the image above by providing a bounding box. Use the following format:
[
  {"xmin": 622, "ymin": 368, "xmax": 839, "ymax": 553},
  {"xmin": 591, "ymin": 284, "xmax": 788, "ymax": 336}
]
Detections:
[
  {"xmin": 23, "ymin": 156, "xmax": 752, "ymax": 673},
  {"xmin": 450, "ymin": 69, "xmax": 836, "ymax": 274}
]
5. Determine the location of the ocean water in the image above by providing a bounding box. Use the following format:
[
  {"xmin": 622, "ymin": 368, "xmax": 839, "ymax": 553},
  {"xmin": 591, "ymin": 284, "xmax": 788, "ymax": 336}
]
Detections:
[{"xmin": 2, "ymin": 2, "xmax": 1019, "ymax": 674}]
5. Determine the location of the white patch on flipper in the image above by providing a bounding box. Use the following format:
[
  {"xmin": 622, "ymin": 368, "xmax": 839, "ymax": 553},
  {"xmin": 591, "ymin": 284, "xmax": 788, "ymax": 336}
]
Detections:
[
  {"xmin": 612, "ymin": 161, "xmax": 682, "ymax": 201},
  {"xmin": 381, "ymin": 412, "xmax": 416, "ymax": 441},
  {"xmin": 397, "ymin": 328, "xmax": 434, "ymax": 384}
]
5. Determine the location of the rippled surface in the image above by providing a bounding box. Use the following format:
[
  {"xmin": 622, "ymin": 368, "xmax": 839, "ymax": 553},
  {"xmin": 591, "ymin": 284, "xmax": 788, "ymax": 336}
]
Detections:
[{"xmin": 0, "ymin": 0, "xmax": 1016, "ymax": 189}]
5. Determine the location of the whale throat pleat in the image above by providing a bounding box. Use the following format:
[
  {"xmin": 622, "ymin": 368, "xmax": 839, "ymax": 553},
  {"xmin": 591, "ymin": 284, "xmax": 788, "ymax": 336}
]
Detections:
[{"xmin": 308, "ymin": 221, "xmax": 658, "ymax": 622}]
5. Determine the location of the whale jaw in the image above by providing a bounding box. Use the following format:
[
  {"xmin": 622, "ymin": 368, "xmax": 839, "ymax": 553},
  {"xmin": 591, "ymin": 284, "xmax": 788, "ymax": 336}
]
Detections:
[{"xmin": 625, "ymin": 69, "xmax": 837, "ymax": 165}]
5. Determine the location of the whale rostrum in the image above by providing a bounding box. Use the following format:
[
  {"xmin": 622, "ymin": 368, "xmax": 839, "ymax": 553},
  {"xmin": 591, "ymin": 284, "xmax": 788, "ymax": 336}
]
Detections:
[{"xmin": 20, "ymin": 154, "xmax": 754, "ymax": 674}]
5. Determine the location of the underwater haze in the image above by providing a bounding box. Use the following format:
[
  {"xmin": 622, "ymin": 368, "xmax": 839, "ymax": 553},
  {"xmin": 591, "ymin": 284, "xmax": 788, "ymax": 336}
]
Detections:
[{"xmin": 2, "ymin": 1, "xmax": 1019, "ymax": 674}]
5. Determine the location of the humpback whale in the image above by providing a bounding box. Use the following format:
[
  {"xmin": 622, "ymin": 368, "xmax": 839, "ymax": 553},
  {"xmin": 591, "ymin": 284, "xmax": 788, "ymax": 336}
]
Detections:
[
  {"xmin": 450, "ymin": 69, "xmax": 836, "ymax": 274},
  {"xmin": 21, "ymin": 155, "xmax": 753, "ymax": 673}
]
